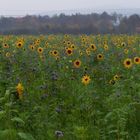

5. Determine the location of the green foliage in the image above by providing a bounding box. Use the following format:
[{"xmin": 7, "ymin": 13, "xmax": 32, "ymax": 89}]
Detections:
[
  {"xmin": 0, "ymin": 34, "xmax": 140, "ymax": 139},
  {"xmin": 18, "ymin": 132, "xmax": 35, "ymax": 140},
  {"xmin": 0, "ymin": 129, "xmax": 17, "ymax": 140}
]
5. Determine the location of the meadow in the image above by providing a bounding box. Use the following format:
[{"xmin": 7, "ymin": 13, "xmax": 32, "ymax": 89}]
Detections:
[{"xmin": 0, "ymin": 34, "xmax": 140, "ymax": 140}]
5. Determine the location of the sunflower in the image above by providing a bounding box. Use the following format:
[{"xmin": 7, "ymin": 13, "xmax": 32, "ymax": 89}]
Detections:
[
  {"xmin": 86, "ymin": 48, "xmax": 91, "ymax": 56},
  {"xmin": 5, "ymin": 52, "xmax": 11, "ymax": 57},
  {"xmin": 52, "ymin": 50, "xmax": 59, "ymax": 57},
  {"xmin": 113, "ymin": 75, "xmax": 120, "ymax": 81},
  {"xmin": 132, "ymin": 48, "xmax": 136, "ymax": 52},
  {"xmin": 121, "ymin": 42, "xmax": 126, "ymax": 47},
  {"xmin": 123, "ymin": 58, "xmax": 133, "ymax": 68},
  {"xmin": 79, "ymin": 50, "xmax": 83, "ymax": 56},
  {"xmin": 66, "ymin": 47, "xmax": 73, "ymax": 56},
  {"xmin": 16, "ymin": 82, "xmax": 24, "ymax": 100},
  {"xmin": 134, "ymin": 57, "xmax": 140, "ymax": 64},
  {"xmin": 16, "ymin": 41, "xmax": 23, "ymax": 48},
  {"xmin": 73, "ymin": 60, "xmax": 81, "ymax": 68},
  {"xmin": 67, "ymin": 41, "xmax": 71, "ymax": 46},
  {"xmin": 71, "ymin": 44, "xmax": 75, "ymax": 49},
  {"xmin": 37, "ymin": 47, "xmax": 43, "ymax": 54},
  {"xmin": 3, "ymin": 43, "xmax": 9, "ymax": 48},
  {"xmin": 82, "ymin": 37, "xmax": 86, "ymax": 42},
  {"xmin": 109, "ymin": 79, "xmax": 115, "ymax": 85},
  {"xmin": 35, "ymin": 39, "xmax": 40, "ymax": 46},
  {"xmin": 104, "ymin": 44, "xmax": 109, "ymax": 51},
  {"xmin": 29, "ymin": 45, "xmax": 35, "ymax": 51},
  {"xmin": 45, "ymin": 41, "xmax": 49, "ymax": 47},
  {"xmin": 124, "ymin": 49, "xmax": 129, "ymax": 54},
  {"xmin": 81, "ymin": 75, "xmax": 91, "ymax": 85},
  {"xmin": 97, "ymin": 54, "xmax": 104, "ymax": 61},
  {"xmin": 64, "ymin": 34, "xmax": 69, "ymax": 38},
  {"xmin": 49, "ymin": 51, "xmax": 53, "ymax": 56},
  {"xmin": 63, "ymin": 40, "xmax": 66, "ymax": 45},
  {"xmin": 90, "ymin": 44, "xmax": 97, "ymax": 51}
]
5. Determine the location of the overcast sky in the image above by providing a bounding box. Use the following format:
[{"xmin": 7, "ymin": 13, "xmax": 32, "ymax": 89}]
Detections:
[{"xmin": 0, "ymin": 0, "xmax": 140, "ymax": 16}]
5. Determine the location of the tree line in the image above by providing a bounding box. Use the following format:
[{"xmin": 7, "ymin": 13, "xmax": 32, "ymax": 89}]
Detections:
[{"xmin": 0, "ymin": 12, "xmax": 140, "ymax": 35}]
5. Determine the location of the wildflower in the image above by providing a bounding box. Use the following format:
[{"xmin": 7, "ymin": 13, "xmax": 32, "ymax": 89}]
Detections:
[
  {"xmin": 3, "ymin": 43, "xmax": 9, "ymax": 48},
  {"xmin": 45, "ymin": 41, "xmax": 49, "ymax": 46},
  {"xmin": 79, "ymin": 50, "xmax": 83, "ymax": 56},
  {"xmin": 52, "ymin": 50, "xmax": 59, "ymax": 57},
  {"xmin": 5, "ymin": 52, "xmax": 11, "ymax": 57},
  {"xmin": 51, "ymin": 72, "xmax": 58, "ymax": 80},
  {"xmin": 81, "ymin": 75, "xmax": 91, "ymax": 85},
  {"xmin": 123, "ymin": 58, "xmax": 133, "ymax": 68},
  {"xmin": 16, "ymin": 41, "xmax": 23, "ymax": 48},
  {"xmin": 121, "ymin": 42, "xmax": 126, "ymax": 47},
  {"xmin": 55, "ymin": 131, "xmax": 64, "ymax": 138},
  {"xmin": 134, "ymin": 57, "xmax": 140, "ymax": 64},
  {"xmin": 113, "ymin": 75, "xmax": 120, "ymax": 81},
  {"xmin": 104, "ymin": 44, "xmax": 109, "ymax": 51},
  {"xmin": 86, "ymin": 48, "xmax": 91, "ymax": 56},
  {"xmin": 90, "ymin": 44, "xmax": 97, "ymax": 51},
  {"xmin": 73, "ymin": 59, "xmax": 81, "ymax": 68},
  {"xmin": 71, "ymin": 44, "xmax": 75, "ymax": 49},
  {"xmin": 29, "ymin": 45, "xmax": 35, "ymax": 51},
  {"xmin": 109, "ymin": 79, "xmax": 115, "ymax": 85},
  {"xmin": 37, "ymin": 47, "xmax": 43, "ymax": 54},
  {"xmin": 63, "ymin": 40, "xmax": 66, "ymax": 45},
  {"xmin": 35, "ymin": 39, "xmax": 40, "ymax": 46},
  {"xmin": 16, "ymin": 83, "xmax": 24, "ymax": 99},
  {"xmin": 124, "ymin": 49, "xmax": 129, "ymax": 54},
  {"xmin": 67, "ymin": 41, "xmax": 71, "ymax": 46},
  {"xmin": 66, "ymin": 47, "xmax": 73, "ymax": 56},
  {"xmin": 97, "ymin": 54, "xmax": 104, "ymax": 61}
]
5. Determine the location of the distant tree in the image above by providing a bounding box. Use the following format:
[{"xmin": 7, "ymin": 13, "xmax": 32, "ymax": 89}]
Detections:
[{"xmin": 0, "ymin": 12, "xmax": 139, "ymax": 34}]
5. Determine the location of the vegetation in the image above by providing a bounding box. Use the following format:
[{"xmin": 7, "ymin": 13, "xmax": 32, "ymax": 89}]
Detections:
[
  {"xmin": 0, "ymin": 34, "xmax": 140, "ymax": 140},
  {"xmin": 0, "ymin": 12, "xmax": 140, "ymax": 34}
]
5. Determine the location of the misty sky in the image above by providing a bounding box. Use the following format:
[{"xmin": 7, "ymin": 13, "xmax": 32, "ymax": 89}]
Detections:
[{"xmin": 0, "ymin": 0, "xmax": 140, "ymax": 16}]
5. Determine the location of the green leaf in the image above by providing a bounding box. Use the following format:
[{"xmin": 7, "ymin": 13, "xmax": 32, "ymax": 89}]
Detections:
[
  {"xmin": 5, "ymin": 102, "xmax": 13, "ymax": 108},
  {"xmin": 11, "ymin": 117, "xmax": 25, "ymax": 125},
  {"xmin": 0, "ymin": 110, "xmax": 6, "ymax": 119},
  {"xmin": 0, "ymin": 97, "xmax": 5, "ymax": 104},
  {"xmin": 104, "ymin": 112, "xmax": 113, "ymax": 120},
  {"xmin": 108, "ymin": 130, "xmax": 118, "ymax": 134},
  {"xmin": 0, "ymin": 129, "xmax": 17, "ymax": 140},
  {"xmin": 10, "ymin": 109, "xmax": 19, "ymax": 114},
  {"xmin": 4, "ymin": 90, "xmax": 10, "ymax": 100},
  {"xmin": 18, "ymin": 132, "xmax": 35, "ymax": 140}
]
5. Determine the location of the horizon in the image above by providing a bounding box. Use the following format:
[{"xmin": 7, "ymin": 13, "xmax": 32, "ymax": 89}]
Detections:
[{"xmin": 0, "ymin": 8, "xmax": 140, "ymax": 17}]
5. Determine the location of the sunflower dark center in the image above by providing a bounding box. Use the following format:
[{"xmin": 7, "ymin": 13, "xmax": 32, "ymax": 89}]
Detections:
[
  {"xmin": 126, "ymin": 61, "xmax": 130, "ymax": 65},
  {"xmin": 76, "ymin": 61, "xmax": 79, "ymax": 65},
  {"xmin": 68, "ymin": 50, "xmax": 72, "ymax": 54}
]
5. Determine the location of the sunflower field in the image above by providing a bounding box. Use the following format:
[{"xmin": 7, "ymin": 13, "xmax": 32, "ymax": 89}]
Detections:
[{"xmin": 0, "ymin": 34, "xmax": 140, "ymax": 140}]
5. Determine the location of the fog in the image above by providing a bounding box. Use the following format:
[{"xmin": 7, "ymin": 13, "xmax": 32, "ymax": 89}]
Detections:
[{"xmin": 0, "ymin": 0, "xmax": 140, "ymax": 16}]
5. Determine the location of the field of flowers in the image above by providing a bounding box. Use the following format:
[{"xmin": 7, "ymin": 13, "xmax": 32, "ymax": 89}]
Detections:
[{"xmin": 0, "ymin": 34, "xmax": 140, "ymax": 140}]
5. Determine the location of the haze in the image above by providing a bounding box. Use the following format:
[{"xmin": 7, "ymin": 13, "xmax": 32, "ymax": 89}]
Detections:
[{"xmin": 0, "ymin": 0, "xmax": 140, "ymax": 16}]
